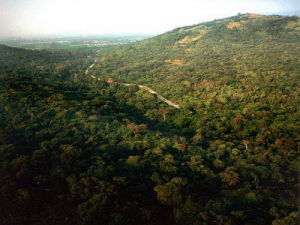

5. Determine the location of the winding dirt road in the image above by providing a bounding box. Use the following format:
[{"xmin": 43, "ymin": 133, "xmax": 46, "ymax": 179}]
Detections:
[
  {"xmin": 85, "ymin": 59, "xmax": 98, "ymax": 75},
  {"xmin": 85, "ymin": 59, "xmax": 181, "ymax": 109},
  {"xmin": 137, "ymin": 85, "xmax": 180, "ymax": 109}
]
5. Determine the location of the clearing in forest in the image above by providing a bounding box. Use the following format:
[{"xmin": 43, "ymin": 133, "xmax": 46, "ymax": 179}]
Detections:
[
  {"xmin": 176, "ymin": 30, "xmax": 208, "ymax": 44},
  {"xmin": 165, "ymin": 59, "xmax": 188, "ymax": 66}
]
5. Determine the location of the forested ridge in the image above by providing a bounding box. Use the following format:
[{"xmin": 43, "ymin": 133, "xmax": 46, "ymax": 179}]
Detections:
[
  {"xmin": 0, "ymin": 13, "xmax": 299, "ymax": 225},
  {"xmin": 92, "ymin": 13, "xmax": 300, "ymax": 103}
]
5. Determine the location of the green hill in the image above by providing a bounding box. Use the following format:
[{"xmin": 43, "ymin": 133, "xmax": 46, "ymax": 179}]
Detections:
[{"xmin": 93, "ymin": 13, "xmax": 300, "ymax": 102}]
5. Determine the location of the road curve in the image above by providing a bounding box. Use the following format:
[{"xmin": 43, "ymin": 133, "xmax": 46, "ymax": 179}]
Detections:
[{"xmin": 85, "ymin": 60, "xmax": 181, "ymax": 109}]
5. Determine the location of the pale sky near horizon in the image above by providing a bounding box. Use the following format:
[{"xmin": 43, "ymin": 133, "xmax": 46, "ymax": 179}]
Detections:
[{"xmin": 0, "ymin": 0, "xmax": 299, "ymax": 38}]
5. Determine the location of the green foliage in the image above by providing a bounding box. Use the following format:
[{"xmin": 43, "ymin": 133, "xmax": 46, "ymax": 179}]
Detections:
[{"xmin": 0, "ymin": 14, "xmax": 299, "ymax": 225}]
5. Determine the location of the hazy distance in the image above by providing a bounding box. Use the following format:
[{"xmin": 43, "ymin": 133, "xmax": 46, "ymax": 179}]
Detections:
[{"xmin": 0, "ymin": 0, "xmax": 299, "ymax": 38}]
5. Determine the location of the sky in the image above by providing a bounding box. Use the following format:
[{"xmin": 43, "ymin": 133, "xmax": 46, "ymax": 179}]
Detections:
[{"xmin": 0, "ymin": 0, "xmax": 299, "ymax": 38}]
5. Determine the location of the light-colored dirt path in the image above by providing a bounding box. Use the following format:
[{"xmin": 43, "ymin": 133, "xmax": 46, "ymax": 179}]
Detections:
[
  {"xmin": 85, "ymin": 60, "xmax": 181, "ymax": 109},
  {"xmin": 85, "ymin": 59, "xmax": 98, "ymax": 75}
]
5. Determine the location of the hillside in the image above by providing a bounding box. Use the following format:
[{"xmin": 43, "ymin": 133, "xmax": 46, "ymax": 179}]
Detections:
[
  {"xmin": 93, "ymin": 13, "xmax": 300, "ymax": 102},
  {"xmin": 0, "ymin": 44, "xmax": 94, "ymax": 80},
  {"xmin": 0, "ymin": 14, "xmax": 299, "ymax": 225}
]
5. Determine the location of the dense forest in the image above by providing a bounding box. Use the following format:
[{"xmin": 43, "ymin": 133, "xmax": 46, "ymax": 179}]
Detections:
[{"xmin": 0, "ymin": 14, "xmax": 299, "ymax": 225}]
